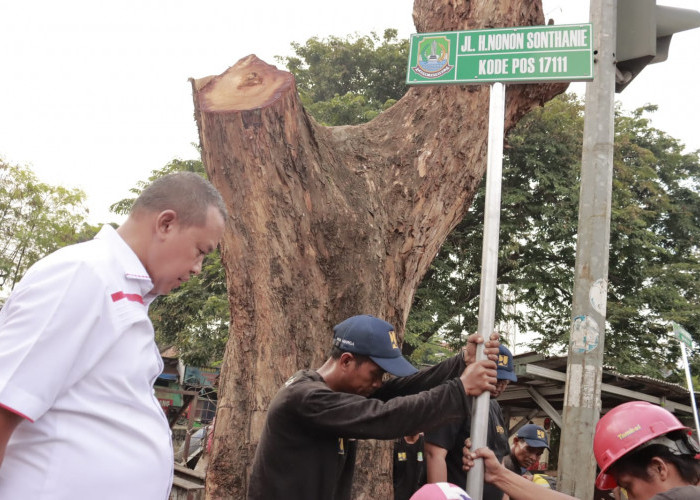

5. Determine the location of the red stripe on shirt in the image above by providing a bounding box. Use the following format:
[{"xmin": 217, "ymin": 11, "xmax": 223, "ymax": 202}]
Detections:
[
  {"xmin": 111, "ymin": 291, "xmax": 144, "ymax": 304},
  {"xmin": 0, "ymin": 402, "xmax": 34, "ymax": 423}
]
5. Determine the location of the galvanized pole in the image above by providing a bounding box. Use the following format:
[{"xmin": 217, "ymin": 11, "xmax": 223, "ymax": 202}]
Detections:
[
  {"xmin": 557, "ymin": 0, "xmax": 616, "ymax": 498},
  {"xmin": 679, "ymin": 343, "xmax": 700, "ymax": 439},
  {"xmin": 466, "ymin": 81, "xmax": 505, "ymax": 499}
]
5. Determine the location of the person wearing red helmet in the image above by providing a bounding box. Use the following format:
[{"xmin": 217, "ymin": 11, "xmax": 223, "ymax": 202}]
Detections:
[
  {"xmin": 594, "ymin": 401, "xmax": 700, "ymax": 500},
  {"xmin": 461, "ymin": 401, "xmax": 700, "ymax": 500}
]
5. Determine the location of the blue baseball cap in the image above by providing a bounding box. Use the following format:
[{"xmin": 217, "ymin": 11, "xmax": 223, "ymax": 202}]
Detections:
[
  {"xmin": 517, "ymin": 424, "xmax": 549, "ymax": 449},
  {"xmin": 332, "ymin": 315, "xmax": 418, "ymax": 377},
  {"xmin": 497, "ymin": 345, "xmax": 517, "ymax": 382}
]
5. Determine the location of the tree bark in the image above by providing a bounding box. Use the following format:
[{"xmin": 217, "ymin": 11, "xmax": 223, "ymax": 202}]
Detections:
[{"xmin": 191, "ymin": 0, "xmax": 566, "ymax": 497}]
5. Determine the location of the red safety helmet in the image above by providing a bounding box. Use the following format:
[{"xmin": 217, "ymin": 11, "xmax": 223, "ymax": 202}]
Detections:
[{"xmin": 594, "ymin": 401, "xmax": 689, "ymax": 490}]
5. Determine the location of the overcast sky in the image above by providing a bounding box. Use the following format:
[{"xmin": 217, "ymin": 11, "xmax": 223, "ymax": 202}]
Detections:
[{"xmin": 1, "ymin": 1, "xmax": 698, "ymax": 224}]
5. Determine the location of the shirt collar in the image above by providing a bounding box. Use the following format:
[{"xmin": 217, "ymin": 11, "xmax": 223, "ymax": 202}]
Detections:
[{"xmin": 94, "ymin": 225, "xmax": 156, "ymax": 303}]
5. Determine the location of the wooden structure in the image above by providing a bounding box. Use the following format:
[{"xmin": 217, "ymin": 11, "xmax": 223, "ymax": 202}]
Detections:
[
  {"xmin": 501, "ymin": 352, "xmax": 698, "ymax": 434},
  {"xmin": 170, "ymin": 464, "xmax": 205, "ymax": 500}
]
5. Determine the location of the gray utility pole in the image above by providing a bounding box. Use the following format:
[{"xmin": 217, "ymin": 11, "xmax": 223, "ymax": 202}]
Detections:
[{"xmin": 557, "ymin": 0, "xmax": 616, "ymax": 498}]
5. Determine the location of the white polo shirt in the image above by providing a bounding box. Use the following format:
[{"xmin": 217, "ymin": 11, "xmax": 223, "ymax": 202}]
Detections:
[{"xmin": 0, "ymin": 225, "xmax": 173, "ymax": 499}]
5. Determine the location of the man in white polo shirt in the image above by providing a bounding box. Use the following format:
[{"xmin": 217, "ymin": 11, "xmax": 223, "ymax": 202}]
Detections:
[{"xmin": 0, "ymin": 172, "xmax": 226, "ymax": 499}]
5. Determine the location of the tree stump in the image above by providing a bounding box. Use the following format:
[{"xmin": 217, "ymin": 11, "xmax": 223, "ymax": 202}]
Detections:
[{"xmin": 191, "ymin": 0, "xmax": 566, "ymax": 496}]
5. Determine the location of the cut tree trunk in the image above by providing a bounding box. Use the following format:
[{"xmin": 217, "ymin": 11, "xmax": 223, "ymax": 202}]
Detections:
[{"xmin": 191, "ymin": 0, "xmax": 566, "ymax": 497}]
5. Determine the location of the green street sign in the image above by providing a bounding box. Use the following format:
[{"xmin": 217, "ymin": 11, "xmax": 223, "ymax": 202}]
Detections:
[
  {"xmin": 672, "ymin": 321, "xmax": 694, "ymax": 348},
  {"xmin": 406, "ymin": 24, "xmax": 594, "ymax": 85}
]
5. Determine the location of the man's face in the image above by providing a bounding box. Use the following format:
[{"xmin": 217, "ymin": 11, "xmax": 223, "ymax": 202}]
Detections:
[
  {"xmin": 511, "ymin": 437, "xmax": 545, "ymax": 469},
  {"xmin": 614, "ymin": 470, "xmax": 664, "ymax": 500},
  {"xmin": 614, "ymin": 459, "xmax": 668, "ymax": 500},
  {"xmin": 148, "ymin": 206, "xmax": 225, "ymax": 296},
  {"xmin": 344, "ymin": 357, "xmax": 385, "ymax": 397}
]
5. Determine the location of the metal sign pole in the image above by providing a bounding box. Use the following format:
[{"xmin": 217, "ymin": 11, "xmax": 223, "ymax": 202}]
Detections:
[
  {"xmin": 465, "ymin": 81, "xmax": 505, "ymax": 499},
  {"xmin": 679, "ymin": 342, "xmax": 700, "ymax": 438},
  {"xmin": 672, "ymin": 321, "xmax": 700, "ymax": 437}
]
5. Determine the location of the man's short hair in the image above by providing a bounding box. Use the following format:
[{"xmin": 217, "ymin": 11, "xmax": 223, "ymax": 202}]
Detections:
[
  {"xmin": 132, "ymin": 171, "xmax": 227, "ymax": 227},
  {"xmin": 329, "ymin": 345, "xmax": 372, "ymax": 366}
]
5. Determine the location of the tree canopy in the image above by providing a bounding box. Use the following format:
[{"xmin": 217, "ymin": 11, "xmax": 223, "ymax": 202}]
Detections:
[
  {"xmin": 406, "ymin": 96, "xmax": 700, "ymax": 379},
  {"xmin": 0, "ymin": 160, "xmax": 98, "ymax": 297},
  {"xmin": 277, "ymin": 29, "xmax": 408, "ymax": 125},
  {"xmin": 114, "ymin": 31, "xmax": 700, "ymax": 378},
  {"xmin": 279, "ymin": 30, "xmax": 700, "ymax": 377}
]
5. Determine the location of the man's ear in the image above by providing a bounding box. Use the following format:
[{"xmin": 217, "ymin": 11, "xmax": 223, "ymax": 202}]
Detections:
[
  {"xmin": 339, "ymin": 352, "xmax": 355, "ymax": 369},
  {"xmin": 648, "ymin": 456, "xmax": 670, "ymax": 482},
  {"xmin": 155, "ymin": 210, "xmax": 178, "ymax": 235}
]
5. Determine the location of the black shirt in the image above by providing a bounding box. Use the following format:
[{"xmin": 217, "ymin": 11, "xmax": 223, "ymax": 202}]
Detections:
[
  {"xmin": 652, "ymin": 486, "xmax": 700, "ymax": 500},
  {"xmin": 393, "ymin": 435, "xmax": 426, "ymax": 500},
  {"xmin": 247, "ymin": 354, "xmax": 472, "ymax": 500},
  {"xmin": 424, "ymin": 399, "xmax": 509, "ymax": 500},
  {"xmin": 502, "ymin": 452, "xmax": 526, "ymax": 475}
]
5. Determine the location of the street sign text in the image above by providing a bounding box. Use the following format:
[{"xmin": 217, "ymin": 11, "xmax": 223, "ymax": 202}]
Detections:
[{"xmin": 407, "ymin": 24, "xmax": 594, "ymax": 85}]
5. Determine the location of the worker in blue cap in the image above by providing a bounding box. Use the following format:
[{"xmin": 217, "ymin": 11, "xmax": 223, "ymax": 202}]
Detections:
[
  {"xmin": 424, "ymin": 344, "xmax": 518, "ymax": 500},
  {"xmin": 502, "ymin": 423, "xmax": 549, "ymax": 476},
  {"xmin": 247, "ymin": 314, "xmax": 500, "ymax": 500}
]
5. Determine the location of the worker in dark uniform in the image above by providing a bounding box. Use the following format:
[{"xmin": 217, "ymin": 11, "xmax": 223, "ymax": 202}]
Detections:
[
  {"xmin": 502, "ymin": 423, "xmax": 549, "ymax": 476},
  {"xmin": 247, "ymin": 314, "xmax": 499, "ymax": 500},
  {"xmin": 424, "ymin": 344, "xmax": 517, "ymax": 500},
  {"xmin": 393, "ymin": 433, "xmax": 426, "ymax": 500}
]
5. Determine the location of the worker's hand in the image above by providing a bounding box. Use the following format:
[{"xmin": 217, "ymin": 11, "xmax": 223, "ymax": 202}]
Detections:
[
  {"xmin": 462, "ymin": 444, "xmax": 503, "ymax": 484},
  {"xmin": 459, "ymin": 359, "xmax": 497, "ymax": 396},
  {"xmin": 461, "ymin": 437, "xmax": 473, "ymax": 471},
  {"xmin": 462, "ymin": 332, "xmax": 500, "ymax": 365}
]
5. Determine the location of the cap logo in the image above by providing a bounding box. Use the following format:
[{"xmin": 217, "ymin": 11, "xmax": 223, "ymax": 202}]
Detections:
[
  {"xmin": 537, "ymin": 429, "xmax": 546, "ymax": 439},
  {"xmin": 498, "ymin": 354, "xmax": 509, "ymax": 367},
  {"xmin": 339, "ymin": 338, "xmax": 355, "ymax": 347},
  {"xmin": 617, "ymin": 424, "xmax": 642, "ymax": 440},
  {"xmin": 388, "ymin": 330, "xmax": 399, "ymax": 349}
]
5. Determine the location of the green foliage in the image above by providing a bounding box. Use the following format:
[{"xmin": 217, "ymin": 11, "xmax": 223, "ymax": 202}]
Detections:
[
  {"xmin": 113, "ymin": 158, "xmax": 230, "ymax": 366},
  {"xmin": 121, "ymin": 31, "xmax": 699, "ymax": 379},
  {"xmin": 405, "ymin": 94, "xmax": 585, "ymax": 353},
  {"xmin": 403, "ymin": 316, "xmax": 455, "ymax": 367},
  {"xmin": 604, "ymin": 105, "xmax": 700, "ymax": 377},
  {"xmin": 150, "ymin": 249, "xmax": 229, "ymax": 367},
  {"xmin": 278, "ymin": 29, "xmax": 408, "ymax": 125},
  {"xmin": 280, "ymin": 30, "xmax": 700, "ymax": 377},
  {"xmin": 0, "ymin": 160, "xmax": 98, "ymax": 294},
  {"xmin": 407, "ymin": 94, "xmax": 700, "ymax": 378}
]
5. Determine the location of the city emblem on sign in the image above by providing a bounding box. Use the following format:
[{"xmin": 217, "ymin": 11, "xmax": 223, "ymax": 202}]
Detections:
[{"xmin": 412, "ymin": 36, "xmax": 454, "ymax": 78}]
